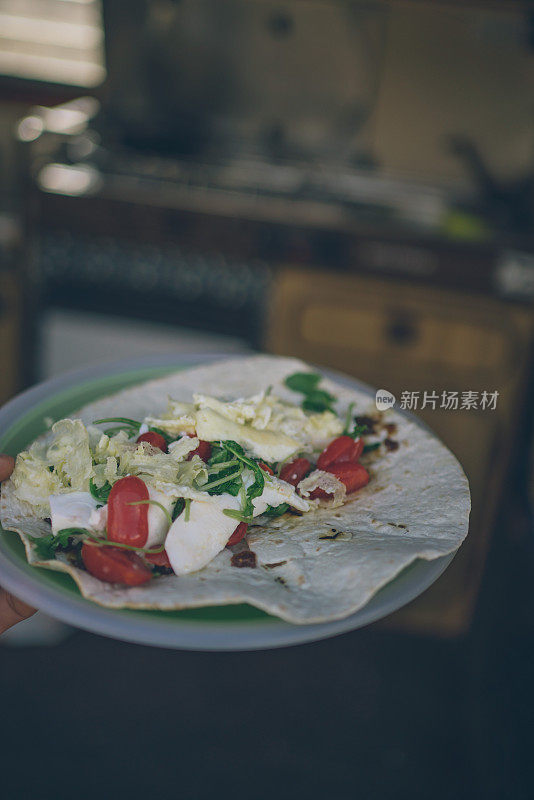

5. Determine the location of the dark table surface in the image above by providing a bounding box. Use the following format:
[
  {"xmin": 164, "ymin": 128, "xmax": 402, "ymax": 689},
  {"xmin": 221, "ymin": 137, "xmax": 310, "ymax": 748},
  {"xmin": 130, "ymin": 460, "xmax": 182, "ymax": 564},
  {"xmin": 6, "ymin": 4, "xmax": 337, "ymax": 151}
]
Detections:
[{"xmin": 1, "ymin": 498, "xmax": 533, "ymax": 800}]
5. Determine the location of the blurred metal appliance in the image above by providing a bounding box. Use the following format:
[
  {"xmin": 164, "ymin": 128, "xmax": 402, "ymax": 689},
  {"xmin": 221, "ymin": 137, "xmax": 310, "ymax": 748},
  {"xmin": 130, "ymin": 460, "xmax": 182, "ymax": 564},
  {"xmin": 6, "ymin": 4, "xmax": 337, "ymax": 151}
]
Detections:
[{"xmin": 100, "ymin": 0, "xmax": 386, "ymax": 164}]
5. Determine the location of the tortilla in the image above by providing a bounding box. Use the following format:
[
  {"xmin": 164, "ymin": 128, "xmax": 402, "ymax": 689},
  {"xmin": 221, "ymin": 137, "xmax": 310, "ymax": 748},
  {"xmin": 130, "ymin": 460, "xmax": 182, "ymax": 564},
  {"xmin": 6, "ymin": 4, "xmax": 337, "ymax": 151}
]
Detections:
[{"xmin": 0, "ymin": 356, "xmax": 470, "ymax": 624}]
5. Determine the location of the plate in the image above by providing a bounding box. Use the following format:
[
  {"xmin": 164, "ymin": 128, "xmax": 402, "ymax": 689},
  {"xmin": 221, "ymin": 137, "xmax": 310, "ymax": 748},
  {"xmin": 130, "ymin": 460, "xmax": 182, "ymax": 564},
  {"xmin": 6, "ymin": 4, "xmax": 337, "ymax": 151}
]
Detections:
[{"xmin": 0, "ymin": 353, "xmax": 456, "ymax": 650}]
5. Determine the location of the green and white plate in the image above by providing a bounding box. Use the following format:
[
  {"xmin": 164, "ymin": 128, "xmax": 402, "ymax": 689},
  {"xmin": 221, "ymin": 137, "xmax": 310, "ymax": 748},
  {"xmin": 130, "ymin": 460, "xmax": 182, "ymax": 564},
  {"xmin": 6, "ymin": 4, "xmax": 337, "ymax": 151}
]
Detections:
[{"xmin": 0, "ymin": 354, "xmax": 454, "ymax": 650}]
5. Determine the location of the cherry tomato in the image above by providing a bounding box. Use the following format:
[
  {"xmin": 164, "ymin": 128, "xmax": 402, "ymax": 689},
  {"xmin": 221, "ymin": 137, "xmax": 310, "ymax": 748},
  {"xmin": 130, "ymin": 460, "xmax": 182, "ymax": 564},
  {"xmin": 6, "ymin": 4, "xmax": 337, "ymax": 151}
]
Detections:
[
  {"xmin": 186, "ymin": 436, "xmax": 212, "ymax": 462},
  {"xmin": 107, "ymin": 475, "xmax": 149, "ymax": 548},
  {"xmin": 144, "ymin": 549, "xmax": 173, "ymax": 569},
  {"xmin": 279, "ymin": 458, "xmax": 312, "ymax": 487},
  {"xmin": 227, "ymin": 522, "xmax": 248, "ymax": 547},
  {"xmin": 328, "ymin": 463, "xmax": 369, "ymax": 494},
  {"xmin": 137, "ymin": 431, "xmax": 167, "ymax": 452},
  {"xmin": 317, "ymin": 435, "xmax": 364, "ymax": 471},
  {"xmin": 81, "ymin": 542, "xmax": 152, "ymax": 586},
  {"xmin": 258, "ymin": 461, "xmax": 274, "ymax": 475}
]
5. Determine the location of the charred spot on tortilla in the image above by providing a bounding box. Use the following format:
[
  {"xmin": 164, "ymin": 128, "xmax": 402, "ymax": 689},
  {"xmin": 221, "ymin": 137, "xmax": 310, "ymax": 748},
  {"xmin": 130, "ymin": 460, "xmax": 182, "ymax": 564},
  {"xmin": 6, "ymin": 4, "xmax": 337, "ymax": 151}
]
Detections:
[
  {"xmin": 384, "ymin": 438, "xmax": 399, "ymax": 452},
  {"xmin": 319, "ymin": 528, "xmax": 352, "ymax": 541},
  {"xmin": 354, "ymin": 415, "xmax": 378, "ymax": 434},
  {"xmin": 263, "ymin": 560, "xmax": 288, "ymax": 570},
  {"xmin": 385, "ymin": 423, "xmax": 398, "ymax": 435},
  {"xmin": 231, "ymin": 551, "xmax": 257, "ymax": 568},
  {"xmin": 274, "ymin": 576, "xmax": 287, "ymax": 586}
]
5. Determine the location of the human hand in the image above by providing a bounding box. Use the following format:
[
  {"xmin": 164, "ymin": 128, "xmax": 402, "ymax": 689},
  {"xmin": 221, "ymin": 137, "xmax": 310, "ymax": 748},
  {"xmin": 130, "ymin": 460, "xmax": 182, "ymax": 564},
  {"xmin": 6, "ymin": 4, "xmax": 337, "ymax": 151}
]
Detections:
[{"xmin": 0, "ymin": 454, "xmax": 36, "ymax": 634}]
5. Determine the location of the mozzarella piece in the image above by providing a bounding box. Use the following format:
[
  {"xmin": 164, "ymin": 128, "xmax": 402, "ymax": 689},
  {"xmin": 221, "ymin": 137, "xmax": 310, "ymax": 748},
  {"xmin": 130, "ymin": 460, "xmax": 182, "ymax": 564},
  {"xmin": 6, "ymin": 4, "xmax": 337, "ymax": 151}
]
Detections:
[
  {"xmin": 165, "ymin": 493, "xmax": 241, "ymax": 575},
  {"xmin": 88, "ymin": 504, "xmax": 107, "ymax": 532},
  {"xmin": 49, "ymin": 492, "xmax": 100, "ymax": 534},
  {"xmin": 146, "ymin": 486, "xmax": 176, "ymax": 548},
  {"xmin": 195, "ymin": 408, "xmax": 300, "ymax": 462},
  {"xmin": 252, "ymin": 475, "xmax": 310, "ymax": 516}
]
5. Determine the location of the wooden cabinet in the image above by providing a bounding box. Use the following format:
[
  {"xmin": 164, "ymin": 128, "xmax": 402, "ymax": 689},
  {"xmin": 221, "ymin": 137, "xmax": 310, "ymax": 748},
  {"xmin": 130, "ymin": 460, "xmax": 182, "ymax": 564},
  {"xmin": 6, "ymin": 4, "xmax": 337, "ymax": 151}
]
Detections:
[{"xmin": 266, "ymin": 267, "xmax": 534, "ymax": 635}]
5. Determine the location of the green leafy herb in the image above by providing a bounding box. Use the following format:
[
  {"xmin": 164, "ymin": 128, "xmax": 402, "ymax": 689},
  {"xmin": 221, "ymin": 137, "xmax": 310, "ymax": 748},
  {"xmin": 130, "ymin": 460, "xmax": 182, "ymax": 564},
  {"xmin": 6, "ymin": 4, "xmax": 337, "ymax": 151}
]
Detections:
[
  {"xmin": 93, "ymin": 417, "xmax": 141, "ymax": 438},
  {"xmin": 172, "ymin": 498, "xmax": 185, "ymax": 521},
  {"xmin": 184, "ymin": 498, "xmax": 191, "ymax": 522},
  {"xmin": 29, "ymin": 525, "xmax": 168, "ymax": 560},
  {"xmin": 263, "ymin": 503, "xmax": 290, "ymax": 517},
  {"xmin": 28, "ymin": 527, "xmax": 88, "ymax": 560},
  {"xmin": 284, "ymin": 372, "xmax": 321, "ymax": 394},
  {"xmin": 89, "ymin": 477, "xmax": 112, "ymax": 505},
  {"xmin": 284, "ymin": 372, "xmax": 336, "ymax": 413},
  {"xmin": 202, "ymin": 468, "xmax": 243, "ymax": 493},
  {"xmin": 302, "ymin": 389, "xmax": 336, "ymax": 413},
  {"xmin": 220, "ymin": 441, "xmax": 265, "ymax": 518},
  {"xmin": 206, "ymin": 447, "xmax": 242, "ymax": 495},
  {"xmin": 363, "ymin": 442, "xmax": 381, "ymax": 453},
  {"xmin": 345, "ymin": 423, "xmax": 367, "ymax": 440}
]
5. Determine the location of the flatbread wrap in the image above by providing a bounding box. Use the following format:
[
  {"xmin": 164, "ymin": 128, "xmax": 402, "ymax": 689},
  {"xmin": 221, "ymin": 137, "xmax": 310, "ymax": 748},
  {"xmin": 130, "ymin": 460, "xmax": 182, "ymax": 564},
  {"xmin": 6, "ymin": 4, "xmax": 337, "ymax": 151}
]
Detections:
[{"xmin": 0, "ymin": 356, "xmax": 470, "ymax": 624}]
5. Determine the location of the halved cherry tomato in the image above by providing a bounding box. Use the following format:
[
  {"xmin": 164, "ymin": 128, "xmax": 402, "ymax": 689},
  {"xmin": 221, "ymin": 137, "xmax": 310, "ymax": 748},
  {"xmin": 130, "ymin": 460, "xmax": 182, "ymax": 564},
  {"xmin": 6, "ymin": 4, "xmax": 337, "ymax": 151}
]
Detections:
[
  {"xmin": 227, "ymin": 522, "xmax": 248, "ymax": 547},
  {"xmin": 144, "ymin": 549, "xmax": 173, "ymax": 569},
  {"xmin": 107, "ymin": 475, "xmax": 149, "ymax": 548},
  {"xmin": 328, "ymin": 462, "xmax": 369, "ymax": 494},
  {"xmin": 81, "ymin": 542, "xmax": 152, "ymax": 586},
  {"xmin": 258, "ymin": 461, "xmax": 274, "ymax": 475},
  {"xmin": 186, "ymin": 436, "xmax": 212, "ymax": 462},
  {"xmin": 137, "ymin": 431, "xmax": 167, "ymax": 452},
  {"xmin": 279, "ymin": 458, "xmax": 312, "ymax": 487},
  {"xmin": 317, "ymin": 435, "xmax": 364, "ymax": 471}
]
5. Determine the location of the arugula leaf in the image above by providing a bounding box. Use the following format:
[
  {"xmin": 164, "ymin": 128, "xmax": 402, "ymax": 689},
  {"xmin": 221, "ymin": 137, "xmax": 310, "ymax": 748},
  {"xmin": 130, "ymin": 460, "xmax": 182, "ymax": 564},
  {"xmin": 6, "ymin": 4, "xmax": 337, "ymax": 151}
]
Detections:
[
  {"xmin": 263, "ymin": 503, "xmax": 290, "ymax": 517},
  {"xmin": 345, "ymin": 423, "xmax": 368, "ymax": 440},
  {"xmin": 28, "ymin": 527, "xmax": 88, "ymax": 560},
  {"xmin": 220, "ymin": 441, "xmax": 265, "ymax": 517},
  {"xmin": 284, "ymin": 372, "xmax": 321, "ymax": 394},
  {"xmin": 202, "ymin": 467, "xmax": 243, "ymax": 494},
  {"xmin": 302, "ymin": 389, "xmax": 336, "ymax": 413},
  {"xmin": 93, "ymin": 417, "xmax": 141, "ymax": 438},
  {"xmin": 204, "ymin": 448, "xmax": 243, "ymax": 496},
  {"xmin": 89, "ymin": 478, "xmax": 112, "ymax": 505},
  {"xmin": 363, "ymin": 442, "xmax": 381, "ymax": 453},
  {"xmin": 93, "ymin": 417, "xmax": 141, "ymax": 427},
  {"xmin": 172, "ymin": 498, "xmax": 185, "ymax": 521},
  {"xmin": 284, "ymin": 372, "xmax": 336, "ymax": 413}
]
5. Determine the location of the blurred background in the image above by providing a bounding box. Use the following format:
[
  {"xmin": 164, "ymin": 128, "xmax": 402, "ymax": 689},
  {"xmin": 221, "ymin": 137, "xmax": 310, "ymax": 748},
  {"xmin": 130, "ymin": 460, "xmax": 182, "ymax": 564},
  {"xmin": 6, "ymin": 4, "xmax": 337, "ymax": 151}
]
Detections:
[{"xmin": 0, "ymin": 0, "xmax": 533, "ymax": 797}]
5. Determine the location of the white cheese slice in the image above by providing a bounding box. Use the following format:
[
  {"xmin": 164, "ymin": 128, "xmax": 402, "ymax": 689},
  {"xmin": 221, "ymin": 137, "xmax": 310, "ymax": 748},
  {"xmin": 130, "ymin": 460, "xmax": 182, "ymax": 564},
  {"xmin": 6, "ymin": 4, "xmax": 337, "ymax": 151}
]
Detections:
[
  {"xmin": 252, "ymin": 475, "xmax": 310, "ymax": 516},
  {"xmin": 49, "ymin": 492, "xmax": 100, "ymax": 535},
  {"xmin": 88, "ymin": 504, "xmax": 107, "ymax": 532},
  {"xmin": 146, "ymin": 486, "xmax": 176, "ymax": 548},
  {"xmin": 165, "ymin": 493, "xmax": 242, "ymax": 575},
  {"xmin": 195, "ymin": 408, "xmax": 300, "ymax": 462}
]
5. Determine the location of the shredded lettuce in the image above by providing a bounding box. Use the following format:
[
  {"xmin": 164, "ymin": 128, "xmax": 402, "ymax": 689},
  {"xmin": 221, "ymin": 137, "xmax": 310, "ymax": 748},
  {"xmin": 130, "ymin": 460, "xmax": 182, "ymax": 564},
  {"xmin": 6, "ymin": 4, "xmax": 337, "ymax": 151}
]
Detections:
[
  {"xmin": 46, "ymin": 419, "xmax": 93, "ymax": 491},
  {"xmin": 11, "ymin": 450, "xmax": 64, "ymax": 515}
]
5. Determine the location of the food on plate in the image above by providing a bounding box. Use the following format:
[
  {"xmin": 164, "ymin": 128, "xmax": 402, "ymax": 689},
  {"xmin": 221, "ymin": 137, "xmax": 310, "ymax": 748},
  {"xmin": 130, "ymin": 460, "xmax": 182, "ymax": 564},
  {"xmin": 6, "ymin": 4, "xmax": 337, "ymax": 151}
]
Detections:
[{"xmin": 0, "ymin": 356, "xmax": 470, "ymax": 624}]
